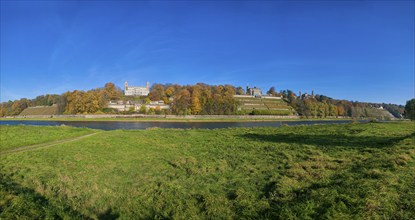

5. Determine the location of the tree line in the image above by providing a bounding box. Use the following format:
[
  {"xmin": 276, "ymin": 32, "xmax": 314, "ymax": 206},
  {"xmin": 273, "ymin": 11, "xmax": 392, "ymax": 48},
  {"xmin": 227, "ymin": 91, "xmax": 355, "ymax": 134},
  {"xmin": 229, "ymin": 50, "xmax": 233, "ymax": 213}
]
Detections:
[
  {"xmin": 0, "ymin": 83, "xmax": 122, "ymax": 116},
  {"xmin": 149, "ymin": 83, "xmax": 240, "ymax": 115},
  {"xmin": 0, "ymin": 82, "xmax": 409, "ymax": 119},
  {"xmin": 278, "ymin": 89, "xmax": 405, "ymax": 118}
]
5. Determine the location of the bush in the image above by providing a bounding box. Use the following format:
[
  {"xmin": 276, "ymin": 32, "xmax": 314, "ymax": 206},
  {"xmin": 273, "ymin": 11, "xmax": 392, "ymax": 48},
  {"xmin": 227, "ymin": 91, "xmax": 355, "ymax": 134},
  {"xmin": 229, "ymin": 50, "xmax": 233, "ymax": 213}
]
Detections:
[
  {"xmin": 404, "ymin": 99, "xmax": 415, "ymax": 120},
  {"xmin": 102, "ymin": 108, "xmax": 118, "ymax": 114},
  {"xmin": 139, "ymin": 105, "xmax": 147, "ymax": 114},
  {"xmin": 250, "ymin": 109, "xmax": 291, "ymax": 115}
]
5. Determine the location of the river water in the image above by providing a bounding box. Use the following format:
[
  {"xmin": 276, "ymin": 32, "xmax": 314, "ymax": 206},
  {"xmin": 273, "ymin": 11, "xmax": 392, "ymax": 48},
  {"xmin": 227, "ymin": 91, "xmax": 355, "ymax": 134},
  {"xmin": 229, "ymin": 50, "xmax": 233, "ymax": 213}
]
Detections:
[{"xmin": 0, "ymin": 120, "xmax": 361, "ymax": 130}]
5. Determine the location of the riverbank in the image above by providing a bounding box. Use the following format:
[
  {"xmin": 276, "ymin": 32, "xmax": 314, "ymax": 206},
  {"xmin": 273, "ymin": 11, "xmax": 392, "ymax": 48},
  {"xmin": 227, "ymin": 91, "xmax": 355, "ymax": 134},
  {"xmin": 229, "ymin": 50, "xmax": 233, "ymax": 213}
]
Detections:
[{"xmin": 0, "ymin": 114, "xmax": 358, "ymax": 122}]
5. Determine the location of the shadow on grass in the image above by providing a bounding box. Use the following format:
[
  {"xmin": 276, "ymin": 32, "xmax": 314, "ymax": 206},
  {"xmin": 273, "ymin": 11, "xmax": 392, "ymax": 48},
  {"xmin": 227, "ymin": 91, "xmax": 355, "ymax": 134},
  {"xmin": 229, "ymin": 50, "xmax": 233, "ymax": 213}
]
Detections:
[
  {"xmin": 0, "ymin": 169, "xmax": 92, "ymax": 219},
  {"xmin": 240, "ymin": 132, "xmax": 415, "ymax": 148},
  {"xmin": 98, "ymin": 208, "xmax": 120, "ymax": 220}
]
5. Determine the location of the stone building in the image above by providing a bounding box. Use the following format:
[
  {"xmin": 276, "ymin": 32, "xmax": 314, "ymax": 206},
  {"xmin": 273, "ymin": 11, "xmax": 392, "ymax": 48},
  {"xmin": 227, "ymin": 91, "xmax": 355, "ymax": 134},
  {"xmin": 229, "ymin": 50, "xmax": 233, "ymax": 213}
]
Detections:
[
  {"xmin": 246, "ymin": 86, "xmax": 262, "ymax": 97},
  {"xmin": 107, "ymin": 100, "xmax": 170, "ymax": 112},
  {"xmin": 124, "ymin": 81, "xmax": 150, "ymax": 96}
]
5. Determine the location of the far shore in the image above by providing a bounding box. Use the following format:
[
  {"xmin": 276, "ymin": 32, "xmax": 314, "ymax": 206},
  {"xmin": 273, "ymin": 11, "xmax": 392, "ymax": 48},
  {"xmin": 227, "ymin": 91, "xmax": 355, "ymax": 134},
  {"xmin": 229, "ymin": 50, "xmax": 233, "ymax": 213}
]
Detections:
[{"xmin": 0, "ymin": 114, "xmax": 366, "ymax": 122}]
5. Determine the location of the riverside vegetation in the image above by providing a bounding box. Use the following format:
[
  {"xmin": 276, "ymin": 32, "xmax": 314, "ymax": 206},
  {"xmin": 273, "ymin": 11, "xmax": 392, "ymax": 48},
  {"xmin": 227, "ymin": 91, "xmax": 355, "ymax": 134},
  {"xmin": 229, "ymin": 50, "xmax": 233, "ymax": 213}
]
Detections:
[
  {"xmin": 0, "ymin": 82, "xmax": 406, "ymax": 119},
  {"xmin": 0, "ymin": 122, "xmax": 414, "ymax": 219}
]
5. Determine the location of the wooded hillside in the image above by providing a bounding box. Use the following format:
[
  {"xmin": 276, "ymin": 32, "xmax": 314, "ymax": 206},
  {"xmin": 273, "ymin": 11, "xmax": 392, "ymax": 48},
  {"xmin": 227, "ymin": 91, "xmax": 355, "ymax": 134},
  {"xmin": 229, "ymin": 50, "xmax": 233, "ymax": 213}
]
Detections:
[{"xmin": 0, "ymin": 82, "xmax": 405, "ymax": 119}]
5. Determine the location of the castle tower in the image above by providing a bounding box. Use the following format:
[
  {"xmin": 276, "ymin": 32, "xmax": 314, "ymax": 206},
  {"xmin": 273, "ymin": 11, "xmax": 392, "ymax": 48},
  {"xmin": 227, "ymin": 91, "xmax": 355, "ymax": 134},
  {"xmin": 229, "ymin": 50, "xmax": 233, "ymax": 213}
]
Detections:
[
  {"xmin": 124, "ymin": 81, "xmax": 128, "ymax": 90},
  {"xmin": 146, "ymin": 82, "xmax": 150, "ymax": 90}
]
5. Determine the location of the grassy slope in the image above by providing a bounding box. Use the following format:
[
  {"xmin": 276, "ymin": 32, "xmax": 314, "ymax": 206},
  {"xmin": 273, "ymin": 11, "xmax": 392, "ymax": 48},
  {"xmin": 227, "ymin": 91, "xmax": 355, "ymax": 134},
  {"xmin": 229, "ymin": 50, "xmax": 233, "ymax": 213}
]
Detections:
[
  {"xmin": 0, "ymin": 122, "xmax": 414, "ymax": 219},
  {"xmin": 19, "ymin": 106, "xmax": 58, "ymax": 116},
  {"xmin": 0, "ymin": 125, "xmax": 95, "ymax": 151}
]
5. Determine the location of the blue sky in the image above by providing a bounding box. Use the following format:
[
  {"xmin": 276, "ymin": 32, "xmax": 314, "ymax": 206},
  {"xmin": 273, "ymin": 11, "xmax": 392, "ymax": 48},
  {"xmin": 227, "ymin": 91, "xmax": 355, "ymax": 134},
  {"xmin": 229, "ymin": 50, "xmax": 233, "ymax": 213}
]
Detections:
[{"xmin": 1, "ymin": 1, "xmax": 414, "ymax": 105}]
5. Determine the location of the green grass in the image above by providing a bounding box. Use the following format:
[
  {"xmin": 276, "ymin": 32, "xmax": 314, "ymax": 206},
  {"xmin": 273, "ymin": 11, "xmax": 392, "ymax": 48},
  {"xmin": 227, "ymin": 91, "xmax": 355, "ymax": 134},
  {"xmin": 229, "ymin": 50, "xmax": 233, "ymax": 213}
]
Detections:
[
  {"xmin": 0, "ymin": 122, "xmax": 414, "ymax": 219},
  {"xmin": 0, "ymin": 125, "xmax": 95, "ymax": 151}
]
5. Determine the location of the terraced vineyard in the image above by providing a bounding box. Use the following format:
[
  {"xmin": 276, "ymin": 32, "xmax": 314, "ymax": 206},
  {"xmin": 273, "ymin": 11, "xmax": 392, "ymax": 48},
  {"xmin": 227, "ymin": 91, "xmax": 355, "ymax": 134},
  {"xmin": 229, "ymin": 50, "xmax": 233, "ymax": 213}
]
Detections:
[{"xmin": 234, "ymin": 96, "xmax": 296, "ymax": 115}]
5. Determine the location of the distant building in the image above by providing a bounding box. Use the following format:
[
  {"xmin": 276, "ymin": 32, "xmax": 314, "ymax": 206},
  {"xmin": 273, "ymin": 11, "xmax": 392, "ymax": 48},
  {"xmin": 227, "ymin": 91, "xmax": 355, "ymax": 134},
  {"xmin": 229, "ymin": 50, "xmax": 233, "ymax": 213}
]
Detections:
[
  {"xmin": 107, "ymin": 99, "xmax": 170, "ymax": 112},
  {"xmin": 298, "ymin": 91, "xmax": 315, "ymax": 100},
  {"xmin": 246, "ymin": 86, "xmax": 262, "ymax": 97},
  {"xmin": 124, "ymin": 81, "xmax": 150, "ymax": 96}
]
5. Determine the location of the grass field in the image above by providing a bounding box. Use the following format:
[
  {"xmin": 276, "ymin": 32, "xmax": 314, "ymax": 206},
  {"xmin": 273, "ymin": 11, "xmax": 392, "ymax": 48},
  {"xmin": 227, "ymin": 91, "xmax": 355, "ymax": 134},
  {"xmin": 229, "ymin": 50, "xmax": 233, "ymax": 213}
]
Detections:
[
  {"xmin": 0, "ymin": 125, "xmax": 94, "ymax": 152},
  {"xmin": 0, "ymin": 122, "xmax": 414, "ymax": 219}
]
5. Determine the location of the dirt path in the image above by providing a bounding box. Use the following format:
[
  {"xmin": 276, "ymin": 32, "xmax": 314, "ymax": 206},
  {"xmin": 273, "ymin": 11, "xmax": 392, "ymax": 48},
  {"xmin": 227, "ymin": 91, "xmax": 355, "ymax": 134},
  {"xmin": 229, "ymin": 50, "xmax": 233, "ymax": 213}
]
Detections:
[{"xmin": 0, "ymin": 132, "xmax": 100, "ymax": 155}]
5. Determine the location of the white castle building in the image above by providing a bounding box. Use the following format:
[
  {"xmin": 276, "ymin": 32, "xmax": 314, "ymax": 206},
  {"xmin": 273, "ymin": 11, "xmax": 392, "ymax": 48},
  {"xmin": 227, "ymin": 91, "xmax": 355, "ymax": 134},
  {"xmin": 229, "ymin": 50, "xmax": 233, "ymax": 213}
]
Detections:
[{"xmin": 124, "ymin": 81, "xmax": 150, "ymax": 96}]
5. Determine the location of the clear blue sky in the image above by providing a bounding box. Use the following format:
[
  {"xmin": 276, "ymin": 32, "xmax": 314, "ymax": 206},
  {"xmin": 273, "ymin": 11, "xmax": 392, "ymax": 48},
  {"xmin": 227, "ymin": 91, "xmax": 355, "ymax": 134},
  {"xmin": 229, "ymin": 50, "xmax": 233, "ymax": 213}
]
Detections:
[{"xmin": 1, "ymin": 1, "xmax": 414, "ymax": 105}]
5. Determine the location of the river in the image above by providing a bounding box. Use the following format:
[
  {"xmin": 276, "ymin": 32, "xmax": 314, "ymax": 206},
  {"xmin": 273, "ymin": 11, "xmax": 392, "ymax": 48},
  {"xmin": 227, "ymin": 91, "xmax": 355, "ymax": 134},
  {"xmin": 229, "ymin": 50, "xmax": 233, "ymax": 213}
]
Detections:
[{"xmin": 0, "ymin": 120, "xmax": 363, "ymax": 130}]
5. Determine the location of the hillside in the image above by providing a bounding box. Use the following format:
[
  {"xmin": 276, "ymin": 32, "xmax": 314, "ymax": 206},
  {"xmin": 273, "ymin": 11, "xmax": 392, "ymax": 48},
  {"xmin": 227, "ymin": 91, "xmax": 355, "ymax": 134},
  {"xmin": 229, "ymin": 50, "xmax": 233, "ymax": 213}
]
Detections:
[
  {"xmin": 19, "ymin": 105, "xmax": 58, "ymax": 116},
  {"xmin": 0, "ymin": 82, "xmax": 407, "ymax": 118}
]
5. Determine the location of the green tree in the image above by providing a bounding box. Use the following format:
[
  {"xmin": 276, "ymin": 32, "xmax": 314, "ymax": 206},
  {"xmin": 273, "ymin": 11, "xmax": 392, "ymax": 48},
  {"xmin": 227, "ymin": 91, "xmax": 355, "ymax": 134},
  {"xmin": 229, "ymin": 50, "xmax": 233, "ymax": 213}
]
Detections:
[
  {"xmin": 139, "ymin": 105, "xmax": 147, "ymax": 114},
  {"xmin": 147, "ymin": 108, "xmax": 155, "ymax": 115},
  {"xmin": 404, "ymin": 98, "xmax": 415, "ymax": 120},
  {"xmin": 235, "ymin": 86, "xmax": 245, "ymax": 95},
  {"xmin": 328, "ymin": 104, "xmax": 337, "ymax": 116}
]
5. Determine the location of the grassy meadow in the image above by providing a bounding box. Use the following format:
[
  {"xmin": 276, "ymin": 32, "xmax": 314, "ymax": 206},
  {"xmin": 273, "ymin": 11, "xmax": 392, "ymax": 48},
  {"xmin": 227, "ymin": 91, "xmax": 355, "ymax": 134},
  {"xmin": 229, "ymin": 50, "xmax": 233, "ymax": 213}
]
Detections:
[
  {"xmin": 0, "ymin": 122, "xmax": 414, "ymax": 219},
  {"xmin": 0, "ymin": 125, "xmax": 94, "ymax": 152}
]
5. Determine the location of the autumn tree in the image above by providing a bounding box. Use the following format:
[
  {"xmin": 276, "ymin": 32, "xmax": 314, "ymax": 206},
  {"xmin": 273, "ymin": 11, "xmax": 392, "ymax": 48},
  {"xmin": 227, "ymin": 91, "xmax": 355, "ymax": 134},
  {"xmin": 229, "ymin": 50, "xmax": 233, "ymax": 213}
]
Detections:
[
  {"xmin": 337, "ymin": 105, "xmax": 345, "ymax": 117},
  {"xmin": 0, "ymin": 104, "xmax": 6, "ymax": 117},
  {"xmin": 267, "ymin": 87, "xmax": 276, "ymax": 96},
  {"xmin": 172, "ymin": 89, "xmax": 191, "ymax": 115},
  {"xmin": 103, "ymin": 82, "xmax": 122, "ymax": 100},
  {"xmin": 165, "ymin": 86, "xmax": 175, "ymax": 97},
  {"xmin": 83, "ymin": 90, "xmax": 101, "ymax": 113},
  {"xmin": 149, "ymin": 84, "xmax": 165, "ymax": 101},
  {"xmin": 11, "ymin": 98, "xmax": 29, "ymax": 115},
  {"xmin": 191, "ymin": 86, "xmax": 202, "ymax": 114},
  {"xmin": 328, "ymin": 104, "xmax": 337, "ymax": 116}
]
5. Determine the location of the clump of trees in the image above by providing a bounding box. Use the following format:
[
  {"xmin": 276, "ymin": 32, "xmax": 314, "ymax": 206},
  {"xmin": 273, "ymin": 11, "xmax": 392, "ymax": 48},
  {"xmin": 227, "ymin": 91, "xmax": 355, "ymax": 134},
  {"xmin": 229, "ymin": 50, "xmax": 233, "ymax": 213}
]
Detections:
[
  {"xmin": 0, "ymin": 82, "xmax": 406, "ymax": 118},
  {"xmin": 278, "ymin": 89, "xmax": 404, "ymax": 119},
  {"xmin": 0, "ymin": 83, "xmax": 122, "ymax": 116},
  {"xmin": 0, "ymin": 82, "xmax": 240, "ymax": 116},
  {"xmin": 148, "ymin": 83, "xmax": 239, "ymax": 115},
  {"xmin": 62, "ymin": 83, "xmax": 122, "ymax": 114},
  {"xmin": 404, "ymin": 99, "xmax": 415, "ymax": 120}
]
